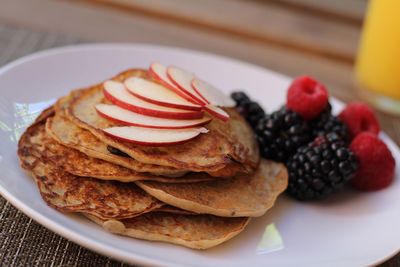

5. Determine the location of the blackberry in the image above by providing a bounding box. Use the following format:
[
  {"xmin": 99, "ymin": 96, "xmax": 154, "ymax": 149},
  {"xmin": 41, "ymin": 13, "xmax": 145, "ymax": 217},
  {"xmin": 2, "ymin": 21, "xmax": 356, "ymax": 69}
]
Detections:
[
  {"xmin": 286, "ymin": 133, "xmax": 358, "ymax": 201},
  {"xmin": 311, "ymin": 115, "xmax": 349, "ymax": 142},
  {"xmin": 310, "ymin": 103, "xmax": 349, "ymax": 142},
  {"xmin": 231, "ymin": 91, "xmax": 265, "ymax": 127},
  {"xmin": 255, "ymin": 107, "xmax": 311, "ymax": 162},
  {"xmin": 231, "ymin": 91, "xmax": 251, "ymax": 116},
  {"xmin": 246, "ymin": 102, "xmax": 265, "ymax": 127},
  {"xmin": 231, "ymin": 91, "xmax": 250, "ymax": 107}
]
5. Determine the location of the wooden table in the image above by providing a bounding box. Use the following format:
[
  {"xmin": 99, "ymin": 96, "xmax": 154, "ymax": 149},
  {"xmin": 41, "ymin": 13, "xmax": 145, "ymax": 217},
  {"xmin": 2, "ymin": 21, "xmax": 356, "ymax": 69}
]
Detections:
[{"xmin": 0, "ymin": 0, "xmax": 398, "ymax": 266}]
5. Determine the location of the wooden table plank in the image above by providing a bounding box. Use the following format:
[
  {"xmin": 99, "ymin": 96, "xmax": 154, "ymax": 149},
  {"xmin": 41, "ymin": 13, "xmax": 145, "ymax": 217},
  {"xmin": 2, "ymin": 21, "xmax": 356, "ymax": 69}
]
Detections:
[
  {"xmin": 267, "ymin": 0, "xmax": 367, "ymax": 25},
  {"xmin": 83, "ymin": 0, "xmax": 361, "ymax": 63},
  {"xmin": 0, "ymin": 0, "xmax": 353, "ymax": 84}
]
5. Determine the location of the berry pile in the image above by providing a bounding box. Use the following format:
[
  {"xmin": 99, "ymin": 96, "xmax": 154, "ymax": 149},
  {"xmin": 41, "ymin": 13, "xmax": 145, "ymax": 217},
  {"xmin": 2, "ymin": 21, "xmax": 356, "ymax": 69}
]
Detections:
[{"xmin": 231, "ymin": 76, "xmax": 396, "ymax": 201}]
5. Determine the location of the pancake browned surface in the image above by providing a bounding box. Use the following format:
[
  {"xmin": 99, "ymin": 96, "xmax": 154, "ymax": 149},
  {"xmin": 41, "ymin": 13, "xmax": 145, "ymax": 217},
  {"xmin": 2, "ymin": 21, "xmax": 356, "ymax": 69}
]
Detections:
[
  {"xmin": 19, "ymin": 154, "xmax": 163, "ymax": 220},
  {"xmin": 86, "ymin": 212, "xmax": 250, "ymax": 250},
  {"xmin": 24, "ymin": 117, "xmax": 156, "ymax": 182},
  {"xmin": 46, "ymin": 114, "xmax": 219, "ymax": 183},
  {"xmin": 46, "ymin": 113, "xmax": 190, "ymax": 177},
  {"xmin": 66, "ymin": 69, "xmax": 259, "ymax": 176},
  {"xmin": 52, "ymin": 92, "xmax": 189, "ymax": 177},
  {"xmin": 34, "ymin": 105, "xmax": 55, "ymax": 123},
  {"xmin": 136, "ymin": 160, "xmax": 288, "ymax": 217},
  {"xmin": 18, "ymin": 117, "xmax": 164, "ymax": 220},
  {"xmin": 36, "ymin": 117, "xmax": 210, "ymax": 183}
]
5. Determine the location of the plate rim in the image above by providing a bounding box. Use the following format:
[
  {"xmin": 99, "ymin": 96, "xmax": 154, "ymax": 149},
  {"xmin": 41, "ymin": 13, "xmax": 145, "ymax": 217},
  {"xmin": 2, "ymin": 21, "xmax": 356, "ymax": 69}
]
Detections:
[{"xmin": 0, "ymin": 43, "xmax": 399, "ymax": 267}]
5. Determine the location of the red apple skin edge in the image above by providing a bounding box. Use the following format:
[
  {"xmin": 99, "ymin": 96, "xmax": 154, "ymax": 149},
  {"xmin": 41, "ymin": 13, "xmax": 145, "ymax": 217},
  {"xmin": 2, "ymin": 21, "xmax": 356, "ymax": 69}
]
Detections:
[
  {"xmin": 102, "ymin": 130, "xmax": 202, "ymax": 147},
  {"xmin": 203, "ymin": 106, "xmax": 229, "ymax": 122},
  {"xmin": 103, "ymin": 89, "xmax": 204, "ymax": 120},
  {"xmin": 126, "ymin": 88, "xmax": 202, "ymax": 112},
  {"xmin": 166, "ymin": 69, "xmax": 207, "ymax": 106},
  {"xmin": 190, "ymin": 80, "xmax": 210, "ymax": 105},
  {"xmin": 148, "ymin": 66, "xmax": 200, "ymax": 106},
  {"xmin": 95, "ymin": 107, "xmax": 212, "ymax": 129}
]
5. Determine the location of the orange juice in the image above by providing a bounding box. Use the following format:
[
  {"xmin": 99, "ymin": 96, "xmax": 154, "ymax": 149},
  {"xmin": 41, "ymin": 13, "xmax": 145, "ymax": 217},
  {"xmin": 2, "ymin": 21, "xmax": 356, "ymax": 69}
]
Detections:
[{"xmin": 355, "ymin": 0, "xmax": 400, "ymax": 113}]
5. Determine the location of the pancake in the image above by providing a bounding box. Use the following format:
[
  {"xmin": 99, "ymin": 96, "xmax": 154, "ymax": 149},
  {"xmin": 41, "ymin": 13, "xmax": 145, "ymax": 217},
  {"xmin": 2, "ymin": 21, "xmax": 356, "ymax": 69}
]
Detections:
[
  {"xmin": 46, "ymin": 113, "xmax": 188, "ymax": 177},
  {"xmin": 24, "ymin": 116, "xmax": 209, "ymax": 183},
  {"xmin": 136, "ymin": 160, "xmax": 288, "ymax": 217},
  {"xmin": 53, "ymin": 88, "xmax": 83, "ymax": 114},
  {"xmin": 18, "ymin": 115, "xmax": 167, "ymax": 220},
  {"xmin": 15, "ymin": 66, "xmax": 288, "ymax": 250},
  {"xmin": 154, "ymin": 205, "xmax": 196, "ymax": 215},
  {"xmin": 34, "ymin": 105, "xmax": 55, "ymax": 123},
  {"xmin": 23, "ymin": 117, "xmax": 150, "ymax": 182},
  {"xmin": 66, "ymin": 69, "xmax": 259, "ymax": 176},
  {"xmin": 19, "ymin": 154, "xmax": 163, "ymax": 220},
  {"xmin": 52, "ymin": 92, "xmax": 189, "ymax": 177},
  {"xmin": 85, "ymin": 212, "xmax": 250, "ymax": 250}
]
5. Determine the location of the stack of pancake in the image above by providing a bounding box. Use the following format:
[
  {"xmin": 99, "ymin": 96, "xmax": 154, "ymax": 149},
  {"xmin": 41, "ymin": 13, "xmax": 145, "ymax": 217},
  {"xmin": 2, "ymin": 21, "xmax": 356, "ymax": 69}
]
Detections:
[{"xmin": 18, "ymin": 69, "xmax": 288, "ymax": 249}]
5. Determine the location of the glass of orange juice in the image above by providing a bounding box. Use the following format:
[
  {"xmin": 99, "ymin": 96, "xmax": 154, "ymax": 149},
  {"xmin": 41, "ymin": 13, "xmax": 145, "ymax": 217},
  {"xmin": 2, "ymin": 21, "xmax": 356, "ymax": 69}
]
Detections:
[{"xmin": 355, "ymin": 0, "xmax": 400, "ymax": 115}]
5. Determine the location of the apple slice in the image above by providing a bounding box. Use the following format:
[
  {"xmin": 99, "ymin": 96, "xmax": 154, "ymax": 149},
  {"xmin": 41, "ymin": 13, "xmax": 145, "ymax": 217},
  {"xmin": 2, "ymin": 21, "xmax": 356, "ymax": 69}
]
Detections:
[
  {"xmin": 103, "ymin": 126, "xmax": 209, "ymax": 146},
  {"xmin": 95, "ymin": 104, "xmax": 212, "ymax": 129},
  {"xmin": 192, "ymin": 78, "xmax": 236, "ymax": 107},
  {"xmin": 204, "ymin": 105, "xmax": 230, "ymax": 122},
  {"xmin": 149, "ymin": 62, "xmax": 199, "ymax": 105},
  {"xmin": 124, "ymin": 77, "xmax": 201, "ymax": 111},
  {"xmin": 167, "ymin": 66, "xmax": 208, "ymax": 105},
  {"xmin": 103, "ymin": 80, "xmax": 203, "ymax": 120}
]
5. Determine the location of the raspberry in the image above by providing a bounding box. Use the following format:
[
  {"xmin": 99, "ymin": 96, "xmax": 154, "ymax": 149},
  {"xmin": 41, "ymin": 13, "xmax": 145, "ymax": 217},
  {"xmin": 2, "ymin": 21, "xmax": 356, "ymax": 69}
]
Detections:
[
  {"xmin": 350, "ymin": 133, "xmax": 395, "ymax": 191},
  {"xmin": 286, "ymin": 76, "xmax": 328, "ymax": 120},
  {"xmin": 339, "ymin": 102, "xmax": 380, "ymax": 139}
]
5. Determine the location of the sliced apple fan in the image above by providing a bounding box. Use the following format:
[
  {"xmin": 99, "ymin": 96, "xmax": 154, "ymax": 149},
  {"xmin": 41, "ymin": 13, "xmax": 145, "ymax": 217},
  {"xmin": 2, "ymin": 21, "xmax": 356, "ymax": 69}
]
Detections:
[{"xmin": 99, "ymin": 63, "xmax": 239, "ymax": 145}]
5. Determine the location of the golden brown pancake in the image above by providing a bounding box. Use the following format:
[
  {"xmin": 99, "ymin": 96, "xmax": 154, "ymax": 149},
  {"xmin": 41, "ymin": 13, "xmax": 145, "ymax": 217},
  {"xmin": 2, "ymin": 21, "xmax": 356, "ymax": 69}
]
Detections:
[
  {"xmin": 23, "ymin": 118, "xmax": 151, "ymax": 182},
  {"xmin": 53, "ymin": 92, "xmax": 189, "ymax": 177},
  {"xmin": 34, "ymin": 105, "xmax": 56, "ymax": 123},
  {"xmin": 46, "ymin": 113, "xmax": 188, "ymax": 177},
  {"xmin": 19, "ymin": 154, "xmax": 163, "ymax": 220},
  {"xmin": 18, "ymin": 115, "xmax": 167, "ymax": 220},
  {"xmin": 154, "ymin": 205, "xmax": 196, "ymax": 215},
  {"xmin": 66, "ymin": 69, "xmax": 259, "ymax": 176},
  {"xmin": 86, "ymin": 212, "xmax": 250, "ymax": 250},
  {"xmin": 25, "ymin": 117, "xmax": 210, "ymax": 183},
  {"xmin": 136, "ymin": 160, "xmax": 288, "ymax": 217},
  {"xmin": 16, "ymin": 68, "xmax": 288, "ymax": 250},
  {"xmin": 50, "ymin": 103, "xmax": 246, "ymax": 179}
]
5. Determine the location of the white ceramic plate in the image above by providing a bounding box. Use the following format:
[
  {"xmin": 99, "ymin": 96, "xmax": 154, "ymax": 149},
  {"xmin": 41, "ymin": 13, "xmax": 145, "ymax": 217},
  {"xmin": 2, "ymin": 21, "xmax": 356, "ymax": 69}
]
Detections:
[{"xmin": 0, "ymin": 44, "xmax": 399, "ymax": 267}]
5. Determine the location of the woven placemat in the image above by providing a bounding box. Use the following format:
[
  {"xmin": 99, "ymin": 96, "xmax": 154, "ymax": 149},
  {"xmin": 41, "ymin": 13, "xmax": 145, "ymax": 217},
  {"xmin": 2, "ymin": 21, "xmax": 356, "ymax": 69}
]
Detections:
[
  {"xmin": 0, "ymin": 23, "xmax": 398, "ymax": 267},
  {"xmin": 0, "ymin": 23, "xmax": 131, "ymax": 267}
]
